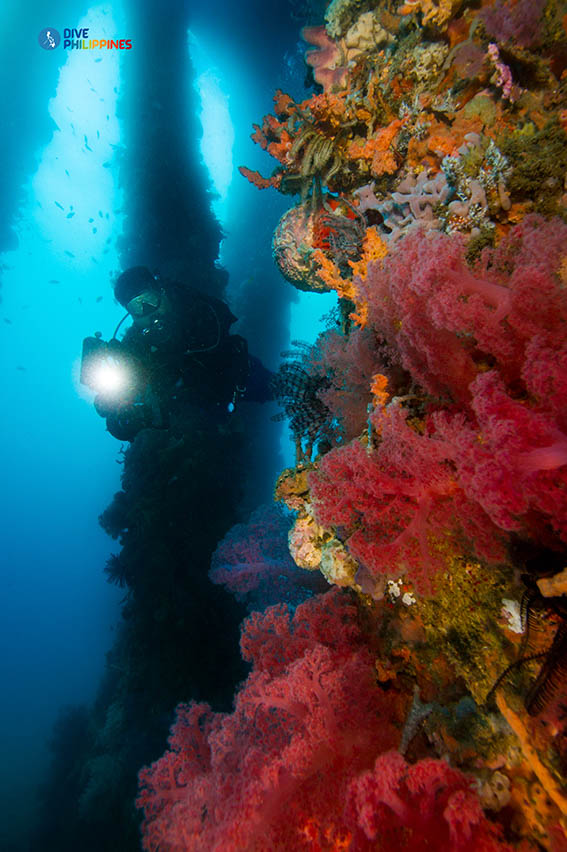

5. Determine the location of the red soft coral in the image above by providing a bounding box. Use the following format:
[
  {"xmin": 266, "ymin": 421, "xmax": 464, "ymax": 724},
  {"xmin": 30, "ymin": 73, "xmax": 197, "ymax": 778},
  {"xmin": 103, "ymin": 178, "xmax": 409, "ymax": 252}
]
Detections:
[
  {"xmin": 240, "ymin": 586, "xmax": 361, "ymax": 674},
  {"xmin": 311, "ymin": 217, "xmax": 567, "ymax": 571},
  {"xmin": 137, "ymin": 591, "xmax": 405, "ymax": 852},
  {"xmin": 355, "ymin": 217, "xmax": 567, "ymax": 407},
  {"xmin": 433, "ymin": 370, "xmax": 567, "ymax": 545},
  {"xmin": 309, "ymin": 405, "xmax": 505, "ymax": 592},
  {"xmin": 309, "ymin": 326, "xmax": 397, "ymax": 442},
  {"xmin": 346, "ymin": 751, "xmax": 512, "ymax": 851}
]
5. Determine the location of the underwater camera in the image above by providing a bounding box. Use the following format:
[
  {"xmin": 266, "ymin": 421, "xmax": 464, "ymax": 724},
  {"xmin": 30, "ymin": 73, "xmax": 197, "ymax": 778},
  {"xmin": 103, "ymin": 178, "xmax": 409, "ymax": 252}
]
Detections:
[{"xmin": 80, "ymin": 333, "xmax": 134, "ymax": 397}]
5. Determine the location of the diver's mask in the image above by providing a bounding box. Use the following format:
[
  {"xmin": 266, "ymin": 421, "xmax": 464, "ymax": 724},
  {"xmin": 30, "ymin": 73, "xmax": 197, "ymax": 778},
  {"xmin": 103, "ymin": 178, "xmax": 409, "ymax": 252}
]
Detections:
[
  {"xmin": 126, "ymin": 288, "xmax": 162, "ymax": 319},
  {"xmin": 127, "ymin": 288, "xmax": 173, "ymax": 346}
]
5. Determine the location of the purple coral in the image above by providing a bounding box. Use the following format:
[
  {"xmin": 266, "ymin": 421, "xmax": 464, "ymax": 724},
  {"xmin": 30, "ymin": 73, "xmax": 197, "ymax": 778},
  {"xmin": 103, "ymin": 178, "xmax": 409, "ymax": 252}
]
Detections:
[
  {"xmin": 374, "ymin": 170, "xmax": 449, "ymax": 242},
  {"xmin": 209, "ymin": 503, "xmax": 325, "ymax": 610},
  {"xmin": 487, "ymin": 43, "xmax": 521, "ymax": 102},
  {"xmin": 481, "ymin": 0, "xmax": 546, "ymax": 49},
  {"xmin": 301, "ymin": 26, "xmax": 348, "ymax": 92}
]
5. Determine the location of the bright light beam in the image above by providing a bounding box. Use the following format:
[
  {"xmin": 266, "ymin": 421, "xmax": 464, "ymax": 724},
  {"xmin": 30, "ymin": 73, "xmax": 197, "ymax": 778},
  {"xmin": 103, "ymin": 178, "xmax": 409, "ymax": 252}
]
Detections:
[
  {"xmin": 188, "ymin": 30, "xmax": 235, "ymax": 224},
  {"xmin": 92, "ymin": 359, "xmax": 129, "ymax": 394}
]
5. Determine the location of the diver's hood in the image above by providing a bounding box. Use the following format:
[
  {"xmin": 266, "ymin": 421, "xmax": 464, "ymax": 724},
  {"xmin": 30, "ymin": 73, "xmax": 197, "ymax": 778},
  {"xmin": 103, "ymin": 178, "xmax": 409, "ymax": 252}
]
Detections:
[{"xmin": 114, "ymin": 266, "xmax": 157, "ymax": 307}]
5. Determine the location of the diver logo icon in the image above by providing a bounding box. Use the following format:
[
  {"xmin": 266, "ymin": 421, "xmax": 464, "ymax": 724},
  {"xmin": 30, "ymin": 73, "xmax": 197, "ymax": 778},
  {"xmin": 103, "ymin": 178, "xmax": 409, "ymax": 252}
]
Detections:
[{"xmin": 38, "ymin": 28, "xmax": 61, "ymax": 50}]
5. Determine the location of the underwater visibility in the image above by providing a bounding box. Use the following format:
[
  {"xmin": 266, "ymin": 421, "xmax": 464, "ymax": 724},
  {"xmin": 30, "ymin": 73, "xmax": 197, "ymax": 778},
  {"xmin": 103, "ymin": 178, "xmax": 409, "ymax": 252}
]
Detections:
[{"xmin": 2, "ymin": 0, "xmax": 567, "ymax": 849}]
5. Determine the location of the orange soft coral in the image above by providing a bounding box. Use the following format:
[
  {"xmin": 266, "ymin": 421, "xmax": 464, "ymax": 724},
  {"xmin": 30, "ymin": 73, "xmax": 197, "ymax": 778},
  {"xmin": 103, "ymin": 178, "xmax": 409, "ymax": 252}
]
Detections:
[
  {"xmin": 348, "ymin": 119, "xmax": 404, "ymax": 177},
  {"xmin": 273, "ymin": 89, "xmax": 295, "ymax": 117},
  {"xmin": 267, "ymin": 128, "xmax": 293, "ymax": 163},
  {"xmin": 407, "ymin": 113, "xmax": 485, "ymax": 168},
  {"xmin": 398, "ymin": 0, "xmax": 462, "ymax": 30},
  {"xmin": 313, "ymin": 228, "xmax": 388, "ymax": 328},
  {"xmin": 370, "ymin": 373, "xmax": 390, "ymax": 409},
  {"xmin": 307, "ymin": 92, "xmax": 348, "ymax": 132},
  {"xmin": 238, "ymin": 166, "xmax": 281, "ymax": 191},
  {"xmin": 313, "ymin": 248, "xmax": 368, "ymax": 325},
  {"xmin": 349, "ymin": 227, "xmax": 388, "ymax": 279}
]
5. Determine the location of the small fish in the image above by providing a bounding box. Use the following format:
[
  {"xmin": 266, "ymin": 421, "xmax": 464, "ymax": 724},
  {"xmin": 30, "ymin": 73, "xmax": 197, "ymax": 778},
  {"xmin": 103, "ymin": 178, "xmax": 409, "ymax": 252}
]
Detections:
[
  {"xmin": 65, "ymin": 169, "xmax": 70, "ymax": 177},
  {"xmin": 113, "ymin": 86, "xmax": 118, "ymax": 94},
  {"xmin": 91, "ymin": 257, "xmax": 98, "ymax": 263},
  {"xmin": 98, "ymin": 211, "xmax": 104, "ymax": 218},
  {"xmin": 67, "ymin": 106, "xmax": 73, "ymax": 112},
  {"xmin": 48, "ymin": 279, "xmax": 60, "ymax": 284},
  {"xmin": 105, "ymin": 213, "xmax": 109, "ymax": 220},
  {"xmin": 102, "ymin": 161, "xmax": 111, "ymax": 168},
  {"xmin": 88, "ymin": 217, "xmax": 94, "ymax": 223},
  {"xmin": 65, "ymin": 250, "xmax": 75, "ymax": 258},
  {"xmin": 66, "ymin": 212, "xmax": 75, "ymax": 219},
  {"xmin": 4, "ymin": 318, "xmax": 12, "ymax": 324},
  {"xmin": 96, "ymin": 130, "xmax": 100, "ymax": 138},
  {"xmin": 96, "ymin": 296, "xmax": 103, "ymax": 303},
  {"xmin": 105, "ymin": 236, "xmax": 111, "ymax": 243},
  {"xmin": 84, "ymin": 143, "xmax": 93, "ymax": 152},
  {"xmin": 78, "ymin": 297, "xmax": 83, "ymax": 304},
  {"xmin": 94, "ymin": 57, "xmax": 102, "ymax": 63},
  {"xmin": 90, "ymin": 87, "xmax": 96, "ymax": 93},
  {"xmin": 106, "ymin": 114, "xmax": 110, "ymax": 120},
  {"xmin": 92, "ymin": 227, "xmax": 97, "ymax": 234},
  {"xmin": 55, "ymin": 201, "xmax": 64, "ymax": 210},
  {"xmin": 16, "ymin": 366, "xmax": 26, "ymax": 372}
]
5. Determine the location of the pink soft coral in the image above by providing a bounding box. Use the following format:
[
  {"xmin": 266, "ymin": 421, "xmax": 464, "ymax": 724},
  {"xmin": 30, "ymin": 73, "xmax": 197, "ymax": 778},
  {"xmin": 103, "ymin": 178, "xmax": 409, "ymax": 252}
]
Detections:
[
  {"xmin": 138, "ymin": 591, "xmax": 509, "ymax": 851},
  {"xmin": 309, "ymin": 404, "xmax": 506, "ymax": 592},
  {"xmin": 311, "ymin": 217, "xmax": 567, "ymax": 572},
  {"xmin": 347, "ymin": 751, "xmax": 512, "ymax": 851},
  {"xmin": 301, "ymin": 26, "xmax": 348, "ymax": 92},
  {"xmin": 355, "ymin": 217, "xmax": 567, "ymax": 407},
  {"xmin": 209, "ymin": 503, "xmax": 325, "ymax": 610},
  {"xmin": 309, "ymin": 326, "xmax": 398, "ymax": 442},
  {"xmin": 433, "ymin": 371, "xmax": 567, "ymax": 545},
  {"xmin": 137, "ymin": 590, "xmax": 404, "ymax": 852}
]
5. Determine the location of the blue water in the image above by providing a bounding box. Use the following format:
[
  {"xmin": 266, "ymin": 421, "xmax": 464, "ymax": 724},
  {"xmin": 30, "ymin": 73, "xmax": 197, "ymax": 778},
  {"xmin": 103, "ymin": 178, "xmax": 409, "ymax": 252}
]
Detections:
[{"xmin": 0, "ymin": 1, "xmax": 332, "ymax": 848}]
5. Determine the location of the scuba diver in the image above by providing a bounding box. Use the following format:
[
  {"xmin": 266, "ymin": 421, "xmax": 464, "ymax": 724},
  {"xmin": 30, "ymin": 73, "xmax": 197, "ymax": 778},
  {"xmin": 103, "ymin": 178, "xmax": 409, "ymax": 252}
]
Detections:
[{"xmin": 80, "ymin": 266, "xmax": 274, "ymax": 441}]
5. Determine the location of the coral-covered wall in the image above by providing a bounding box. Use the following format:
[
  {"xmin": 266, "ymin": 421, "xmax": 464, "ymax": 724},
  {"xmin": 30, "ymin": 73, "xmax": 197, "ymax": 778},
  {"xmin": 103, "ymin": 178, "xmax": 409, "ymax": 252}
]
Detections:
[{"xmin": 138, "ymin": 1, "xmax": 567, "ymax": 849}]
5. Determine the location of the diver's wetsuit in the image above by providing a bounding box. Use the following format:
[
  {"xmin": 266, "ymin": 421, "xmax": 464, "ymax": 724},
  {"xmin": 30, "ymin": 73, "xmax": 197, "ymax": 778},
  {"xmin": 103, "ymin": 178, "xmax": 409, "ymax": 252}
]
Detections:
[{"xmin": 99, "ymin": 279, "xmax": 273, "ymax": 440}]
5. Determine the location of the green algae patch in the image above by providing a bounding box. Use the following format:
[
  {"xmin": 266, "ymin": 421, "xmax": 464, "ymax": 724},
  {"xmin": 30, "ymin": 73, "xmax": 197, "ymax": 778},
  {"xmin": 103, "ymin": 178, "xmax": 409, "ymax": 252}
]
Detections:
[{"xmin": 500, "ymin": 121, "xmax": 567, "ymax": 217}]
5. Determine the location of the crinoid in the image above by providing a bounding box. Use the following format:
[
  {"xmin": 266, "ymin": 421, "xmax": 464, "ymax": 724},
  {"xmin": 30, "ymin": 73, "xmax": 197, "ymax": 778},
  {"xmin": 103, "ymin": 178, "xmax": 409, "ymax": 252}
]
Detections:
[
  {"xmin": 286, "ymin": 124, "xmax": 344, "ymax": 196},
  {"xmin": 104, "ymin": 552, "xmax": 131, "ymax": 588},
  {"xmin": 271, "ymin": 341, "xmax": 333, "ymax": 464},
  {"xmin": 485, "ymin": 567, "xmax": 567, "ymax": 717},
  {"xmin": 524, "ymin": 605, "xmax": 567, "ymax": 717}
]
